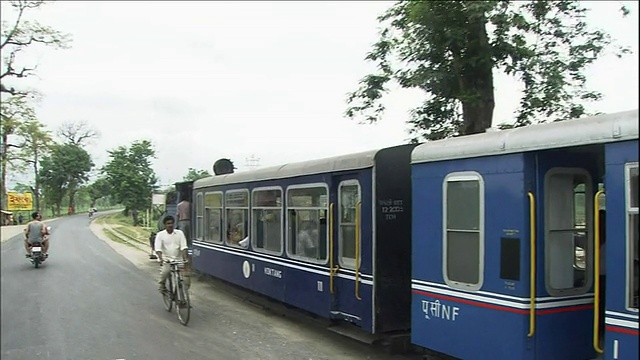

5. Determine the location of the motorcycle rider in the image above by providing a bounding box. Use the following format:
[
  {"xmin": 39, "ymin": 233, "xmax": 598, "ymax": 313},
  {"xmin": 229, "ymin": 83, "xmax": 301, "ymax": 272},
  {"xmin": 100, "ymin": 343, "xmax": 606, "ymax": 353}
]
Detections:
[{"xmin": 24, "ymin": 212, "xmax": 49, "ymax": 258}]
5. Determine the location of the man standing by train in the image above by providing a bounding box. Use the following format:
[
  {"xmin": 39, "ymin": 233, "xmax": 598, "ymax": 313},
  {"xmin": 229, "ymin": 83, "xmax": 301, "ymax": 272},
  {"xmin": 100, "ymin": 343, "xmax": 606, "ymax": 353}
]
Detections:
[
  {"xmin": 176, "ymin": 194, "xmax": 191, "ymax": 247},
  {"xmin": 175, "ymin": 194, "xmax": 192, "ymax": 289}
]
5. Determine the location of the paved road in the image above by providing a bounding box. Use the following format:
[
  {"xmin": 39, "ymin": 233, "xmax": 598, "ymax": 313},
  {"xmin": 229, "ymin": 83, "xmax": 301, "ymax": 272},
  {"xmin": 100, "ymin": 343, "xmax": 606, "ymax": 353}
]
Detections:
[{"xmin": 1, "ymin": 213, "xmax": 423, "ymax": 360}]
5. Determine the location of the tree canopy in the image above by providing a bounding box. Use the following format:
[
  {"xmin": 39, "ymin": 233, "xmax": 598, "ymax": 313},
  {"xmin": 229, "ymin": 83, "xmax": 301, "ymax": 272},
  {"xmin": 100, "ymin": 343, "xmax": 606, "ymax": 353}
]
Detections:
[
  {"xmin": 346, "ymin": 0, "xmax": 630, "ymax": 142},
  {"xmin": 57, "ymin": 120, "xmax": 100, "ymax": 147},
  {"xmin": 183, "ymin": 168, "xmax": 211, "ymax": 182},
  {"xmin": 102, "ymin": 140, "xmax": 158, "ymax": 211},
  {"xmin": 86, "ymin": 177, "xmax": 112, "ymax": 208},
  {"xmin": 16, "ymin": 118, "xmax": 54, "ymax": 210},
  {"xmin": 38, "ymin": 143, "xmax": 94, "ymax": 215}
]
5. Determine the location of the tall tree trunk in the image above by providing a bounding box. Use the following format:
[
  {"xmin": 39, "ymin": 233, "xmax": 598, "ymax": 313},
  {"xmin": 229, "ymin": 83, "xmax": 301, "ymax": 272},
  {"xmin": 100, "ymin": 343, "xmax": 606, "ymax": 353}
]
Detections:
[
  {"xmin": 459, "ymin": 11, "xmax": 495, "ymax": 136},
  {"xmin": 1, "ymin": 133, "xmax": 8, "ymax": 210},
  {"xmin": 68, "ymin": 189, "xmax": 77, "ymax": 214},
  {"xmin": 33, "ymin": 147, "xmax": 40, "ymax": 212}
]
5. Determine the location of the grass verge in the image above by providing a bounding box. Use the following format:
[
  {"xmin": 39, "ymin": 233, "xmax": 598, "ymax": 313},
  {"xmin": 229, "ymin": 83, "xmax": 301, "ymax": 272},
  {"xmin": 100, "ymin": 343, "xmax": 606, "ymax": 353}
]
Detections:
[{"xmin": 98, "ymin": 213, "xmax": 149, "ymax": 250}]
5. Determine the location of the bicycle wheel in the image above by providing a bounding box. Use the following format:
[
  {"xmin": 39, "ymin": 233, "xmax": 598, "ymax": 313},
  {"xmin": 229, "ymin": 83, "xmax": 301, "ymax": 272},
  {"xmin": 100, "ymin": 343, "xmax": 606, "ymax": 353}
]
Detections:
[
  {"xmin": 175, "ymin": 278, "xmax": 191, "ymax": 326},
  {"xmin": 162, "ymin": 276, "xmax": 173, "ymax": 312}
]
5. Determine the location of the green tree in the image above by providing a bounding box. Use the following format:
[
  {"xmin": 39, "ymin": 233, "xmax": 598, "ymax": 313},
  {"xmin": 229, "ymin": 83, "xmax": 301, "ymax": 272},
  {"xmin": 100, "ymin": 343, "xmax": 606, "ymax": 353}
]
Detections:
[
  {"xmin": 16, "ymin": 119, "xmax": 53, "ymax": 211},
  {"xmin": 102, "ymin": 139, "xmax": 158, "ymax": 213},
  {"xmin": 55, "ymin": 120, "xmax": 99, "ymax": 212},
  {"xmin": 0, "ymin": 96, "xmax": 33, "ymax": 208},
  {"xmin": 87, "ymin": 177, "xmax": 112, "ymax": 208},
  {"xmin": 38, "ymin": 143, "xmax": 94, "ymax": 216},
  {"xmin": 183, "ymin": 167, "xmax": 211, "ymax": 182},
  {"xmin": 346, "ymin": 0, "xmax": 630, "ymax": 142}
]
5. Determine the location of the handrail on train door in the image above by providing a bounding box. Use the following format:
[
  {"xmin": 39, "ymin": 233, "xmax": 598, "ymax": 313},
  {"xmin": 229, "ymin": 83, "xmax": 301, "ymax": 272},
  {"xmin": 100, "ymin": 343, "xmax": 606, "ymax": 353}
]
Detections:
[
  {"xmin": 355, "ymin": 201, "xmax": 362, "ymax": 300},
  {"xmin": 329, "ymin": 203, "xmax": 339, "ymax": 294},
  {"xmin": 527, "ymin": 192, "xmax": 536, "ymax": 338},
  {"xmin": 593, "ymin": 190, "xmax": 605, "ymax": 354}
]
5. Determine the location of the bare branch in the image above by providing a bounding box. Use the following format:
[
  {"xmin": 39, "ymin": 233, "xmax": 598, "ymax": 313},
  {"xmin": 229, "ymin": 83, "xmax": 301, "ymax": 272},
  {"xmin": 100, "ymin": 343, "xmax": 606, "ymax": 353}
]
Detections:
[
  {"xmin": 1, "ymin": 50, "xmax": 38, "ymax": 81},
  {"xmin": 0, "ymin": 0, "xmax": 27, "ymax": 49},
  {"xmin": 57, "ymin": 120, "xmax": 101, "ymax": 146},
  {"xmin": 1, "ymin": 0, "xmax": 71, "ymax": 98}
]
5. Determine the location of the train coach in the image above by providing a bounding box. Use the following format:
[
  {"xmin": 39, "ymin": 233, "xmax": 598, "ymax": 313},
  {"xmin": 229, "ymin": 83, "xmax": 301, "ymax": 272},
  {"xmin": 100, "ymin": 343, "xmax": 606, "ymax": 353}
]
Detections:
[
  {"xmin": 190, "ymin": 144, "xmax": 416, "ymax": 335},
  {"xmin": 410, "ymin": 109, "xmax": 638, "ymax": 360}
]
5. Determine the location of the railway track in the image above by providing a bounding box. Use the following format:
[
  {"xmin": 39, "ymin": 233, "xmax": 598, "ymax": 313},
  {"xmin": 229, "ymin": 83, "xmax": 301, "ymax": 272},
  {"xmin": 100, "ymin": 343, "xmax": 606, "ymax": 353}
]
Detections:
[{"xmin": 98, "ymin": 216, "xmax": 150, "ymax": 253}]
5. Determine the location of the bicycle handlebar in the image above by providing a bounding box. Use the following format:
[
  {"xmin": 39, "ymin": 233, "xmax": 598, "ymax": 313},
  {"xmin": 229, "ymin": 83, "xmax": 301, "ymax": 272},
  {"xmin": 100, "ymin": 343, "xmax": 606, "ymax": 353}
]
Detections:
[{"xmin": 163, "ymin": 259, "xmax": 189, "ymax": 265}]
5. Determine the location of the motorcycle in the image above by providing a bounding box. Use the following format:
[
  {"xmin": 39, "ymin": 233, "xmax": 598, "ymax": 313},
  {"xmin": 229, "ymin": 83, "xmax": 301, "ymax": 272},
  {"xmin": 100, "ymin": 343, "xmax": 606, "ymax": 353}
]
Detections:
[
  {"xmin": 29, "ymin": 226, "xmax": 51, "ymax": 268},
  {"xmin": 30, "ymin": 242, "xmax": 45, "ymax": 268}
]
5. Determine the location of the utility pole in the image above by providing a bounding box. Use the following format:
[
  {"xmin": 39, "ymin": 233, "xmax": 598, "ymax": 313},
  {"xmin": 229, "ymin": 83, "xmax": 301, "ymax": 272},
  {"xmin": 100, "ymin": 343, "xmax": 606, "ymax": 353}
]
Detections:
[{"xmin": 245, "ymin": 154, "xmax": 261, "ymax": 171}]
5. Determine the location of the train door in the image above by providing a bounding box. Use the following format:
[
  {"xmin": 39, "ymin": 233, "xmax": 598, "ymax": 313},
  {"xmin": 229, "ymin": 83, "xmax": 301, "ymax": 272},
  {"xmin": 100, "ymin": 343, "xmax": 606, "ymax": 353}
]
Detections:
[
  {"xmin": 329, "ymin": 174, "xmax": 364, "ymax": 325},
  {"xmin": 533, "ymin": 148, "xmax": 602, "ymax": 360}
]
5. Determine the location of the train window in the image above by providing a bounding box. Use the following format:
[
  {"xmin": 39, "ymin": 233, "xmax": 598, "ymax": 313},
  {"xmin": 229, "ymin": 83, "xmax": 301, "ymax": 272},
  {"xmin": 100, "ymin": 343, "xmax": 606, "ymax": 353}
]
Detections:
[
  {"xmin": 225, "ymin": 190, "xmax": 249, "ymax": 248},
  {"xmin": 252, "ymin": 188, "xmax": 283, "ymax": 254},
  {"xmin": 195, "ymin": 193, "xmax": 204, "ymax": 240},
  {"xmin": 544, "ymin": 168, "xmax": 593, "ymax": 296},
  {"xmin": 286, "ymin": 184, "xmax": 328, "ymax": 263},
  {"xmin": 626, "ymin": 163, "xmax": 639, "ymax": 310},
  {"xmin": 338, "ymin": 181, "xmax": 361, "ymax": 269},
  {"xmin": 204, "ymin": 192, "xmax": 223, "ymax": 243},
  {"xmin": 442, "ymin": 172, "xmax": 484, "ymax": 291}
]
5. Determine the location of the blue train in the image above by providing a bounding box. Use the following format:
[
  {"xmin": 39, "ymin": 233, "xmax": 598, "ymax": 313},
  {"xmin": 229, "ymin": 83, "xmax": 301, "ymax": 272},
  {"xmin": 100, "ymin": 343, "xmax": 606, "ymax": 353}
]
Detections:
[{"xmin": 174, "ymin": 110, "xmax": 638, "ymax": 360}]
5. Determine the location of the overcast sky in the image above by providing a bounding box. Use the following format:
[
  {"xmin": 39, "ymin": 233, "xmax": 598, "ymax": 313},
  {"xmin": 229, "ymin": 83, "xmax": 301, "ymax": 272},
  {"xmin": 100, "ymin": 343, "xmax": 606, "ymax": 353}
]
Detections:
[{"xmin": 3, "ymin": 0, "xmax": 639, "ymax": 187}]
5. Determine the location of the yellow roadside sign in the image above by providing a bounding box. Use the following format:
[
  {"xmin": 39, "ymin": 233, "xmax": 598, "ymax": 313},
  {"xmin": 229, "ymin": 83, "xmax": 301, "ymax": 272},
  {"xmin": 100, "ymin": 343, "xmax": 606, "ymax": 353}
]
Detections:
[{"xmin": 7, "ymin": 192, "xmax": 33, "ymax": 211}]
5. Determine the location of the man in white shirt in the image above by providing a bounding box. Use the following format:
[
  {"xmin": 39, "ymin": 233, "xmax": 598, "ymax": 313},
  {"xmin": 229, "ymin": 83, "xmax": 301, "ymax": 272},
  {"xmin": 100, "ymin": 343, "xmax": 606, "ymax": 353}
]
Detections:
[{"xmin": 155, "ymin": 215, "xmax": 188, "ymax": 293}]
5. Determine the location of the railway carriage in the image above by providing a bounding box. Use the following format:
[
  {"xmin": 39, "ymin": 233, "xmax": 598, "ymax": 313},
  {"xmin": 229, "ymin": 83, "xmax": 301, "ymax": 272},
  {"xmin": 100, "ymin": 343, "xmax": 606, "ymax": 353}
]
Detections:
[
  {"xmin": 410, "ymin": 110, "xmax": 638, "ymax": 360},
  {"xmin": 602, "ymin": 129, "xmax": 638, "ymax": 360},
  {"xmin": 190, "ymin": 144, "xmax": 416, "ymax": 335}
]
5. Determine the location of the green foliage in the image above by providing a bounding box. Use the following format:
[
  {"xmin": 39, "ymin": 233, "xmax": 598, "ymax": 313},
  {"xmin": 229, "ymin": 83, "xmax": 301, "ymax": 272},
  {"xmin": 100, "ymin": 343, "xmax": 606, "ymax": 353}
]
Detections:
[
  {"xmin": 346, "ymin": 0, "xmax": 630, "ymax": 142},
  {"xmin": 87, "ymin": 177, "xmax": 112, "ymax": 206},
  {"xmin": 15, "ymin": 118, "xmax": 53, "ymax": 210},
  {"xmin": 183, "ymin": 167, "xmax": 211, "ymax": 182},
  {"xmin": 1, "ymin": 96, "xmax": 34, "ymax": 208},
  {"xmin": 102, "ymin": 139, "xmax": 158, "ymax": 212},
  {"xmin": 11, "ymin": 182, "xmax": 32, "ymax": 193},
  {"xmin": 38, "ymin": 143, "xmax": 94, "ymax": 215},
  {"xmin": 16, "ymin": 118, "xmax": 53, "ymax": 163}
]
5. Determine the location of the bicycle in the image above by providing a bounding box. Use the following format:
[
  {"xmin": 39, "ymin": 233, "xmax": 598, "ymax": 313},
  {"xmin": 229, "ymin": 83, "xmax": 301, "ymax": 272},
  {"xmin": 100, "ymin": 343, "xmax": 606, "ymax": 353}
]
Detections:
[{"xmin": 161, "ymin": 259, "xmax": 191, "ymax": 326}]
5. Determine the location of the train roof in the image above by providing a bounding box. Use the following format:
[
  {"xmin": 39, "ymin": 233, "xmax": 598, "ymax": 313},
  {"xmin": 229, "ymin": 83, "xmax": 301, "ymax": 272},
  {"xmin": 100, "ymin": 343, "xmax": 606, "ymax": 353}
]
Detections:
[
  {"xmin": 193, "ymin": 148, "xmax": 380, "ymax": 189},
  {"xmin": 412, "ymin": 109, "xmax": 639, "ymax": 164}
]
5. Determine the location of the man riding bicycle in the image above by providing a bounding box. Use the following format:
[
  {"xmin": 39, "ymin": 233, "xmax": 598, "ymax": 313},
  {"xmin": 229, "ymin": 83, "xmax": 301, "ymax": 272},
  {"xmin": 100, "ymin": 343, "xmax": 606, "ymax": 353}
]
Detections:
[
  {"xmin": 154, "ymin": 215, "xmax": 188, "ymax": 293},
  {"xmin": 24, "ymin": 212, "xmax": 49, "ymax": 258}
]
